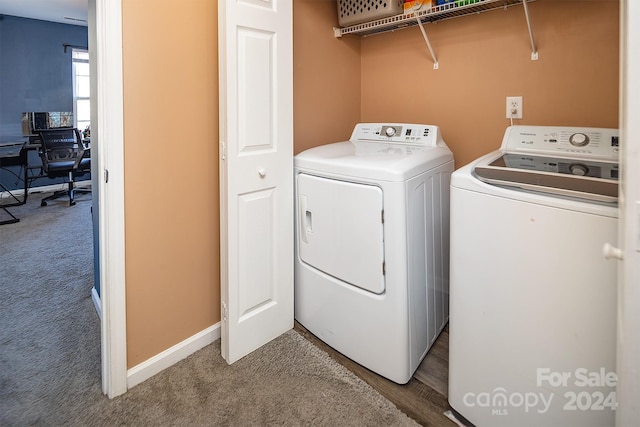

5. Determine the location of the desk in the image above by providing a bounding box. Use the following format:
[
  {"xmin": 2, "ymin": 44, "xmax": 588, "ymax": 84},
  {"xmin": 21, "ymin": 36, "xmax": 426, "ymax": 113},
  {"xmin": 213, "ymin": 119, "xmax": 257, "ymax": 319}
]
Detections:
[
  {"xmin": 0, "ymin": 138, "xmax": 91, "ymax": 223},
  {"xmin": 0, "ymin": 142, "xmax": 29, "ymax": 224}
]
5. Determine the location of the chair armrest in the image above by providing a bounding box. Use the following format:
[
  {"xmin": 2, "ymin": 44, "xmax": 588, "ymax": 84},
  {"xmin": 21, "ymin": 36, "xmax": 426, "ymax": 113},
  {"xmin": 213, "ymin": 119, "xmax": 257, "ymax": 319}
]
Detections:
[{"xmin": 73, "ymin": 145, "xmax": 90, "ymax": 169}]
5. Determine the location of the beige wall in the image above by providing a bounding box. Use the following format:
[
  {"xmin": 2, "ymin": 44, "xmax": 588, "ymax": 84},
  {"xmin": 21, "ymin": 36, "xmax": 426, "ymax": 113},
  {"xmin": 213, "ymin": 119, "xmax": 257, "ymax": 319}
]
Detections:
[
  {"xmin": 119, "ymin": 0, "xmax": 355, "ymax": 367},
  {"xmin": 360, "ymin": 0, "xmax": 619, "ymax": 168},
  {"xmin": 118, "ymin": 0, "xmax": 618, "ymax": 368},
  {"xmin": 122, "ymin": 0, "xmax": 220, "ymax": 366},
  {"xmin": 293, "ymin": 0, "xmax": 361, "ymax": 154}
]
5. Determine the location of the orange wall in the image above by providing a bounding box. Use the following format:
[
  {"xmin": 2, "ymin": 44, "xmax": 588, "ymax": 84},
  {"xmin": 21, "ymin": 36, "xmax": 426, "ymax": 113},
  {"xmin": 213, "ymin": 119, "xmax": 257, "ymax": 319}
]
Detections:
[
  {"xmin": 122, "ymin": 0, "xmax": 219, "ymax": 366},
  {"xmin": 293, "ymin": 0, "xmax": 361, "ymax": 154},
  {"xmin": 118, "ymin": 0, "xmax": 618, "ymax": 368},
  {"xmin": 119, "ymin": 0, "xmax": 353, "ymax": 367},
  {"xmin": 360, "ymin": 0, "xmax": 619, "ymax": 168}
]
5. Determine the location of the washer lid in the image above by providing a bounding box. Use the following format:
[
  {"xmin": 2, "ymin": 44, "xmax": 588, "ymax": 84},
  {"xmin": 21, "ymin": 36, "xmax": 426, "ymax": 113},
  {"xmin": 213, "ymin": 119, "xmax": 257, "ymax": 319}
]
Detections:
[
  {"xmin": 471, "ymin": 126, "xmax": 620, "ymax": 203},
  {"xmin": 474, "ymin": 152, "xmax": 619, "ymax": 203}
]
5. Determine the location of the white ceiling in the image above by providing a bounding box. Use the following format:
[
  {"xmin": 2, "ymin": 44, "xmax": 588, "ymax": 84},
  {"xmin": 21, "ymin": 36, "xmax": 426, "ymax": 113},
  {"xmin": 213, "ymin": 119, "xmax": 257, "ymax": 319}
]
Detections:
[{"xmin": 0, "ymin": 0, "xmax": 88, "ymax": 26}]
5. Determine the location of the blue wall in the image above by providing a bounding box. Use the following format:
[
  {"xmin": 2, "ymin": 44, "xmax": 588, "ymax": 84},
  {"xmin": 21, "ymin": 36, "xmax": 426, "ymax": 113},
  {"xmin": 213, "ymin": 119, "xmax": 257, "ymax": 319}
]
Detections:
[
  {"xmin": 0, "ymin": 15, "xmax": 88, "ymax": 189},
  {"xmin": 0, "ymin": 15, "xmax": 88, "ymax": 140}
]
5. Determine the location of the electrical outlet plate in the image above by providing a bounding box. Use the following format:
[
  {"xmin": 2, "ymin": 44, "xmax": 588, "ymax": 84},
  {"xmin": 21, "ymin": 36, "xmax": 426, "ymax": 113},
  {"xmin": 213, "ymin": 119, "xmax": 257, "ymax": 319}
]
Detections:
[{"xmin": 506, "ymin": 96, "xmax": 523, "ymax": 119}]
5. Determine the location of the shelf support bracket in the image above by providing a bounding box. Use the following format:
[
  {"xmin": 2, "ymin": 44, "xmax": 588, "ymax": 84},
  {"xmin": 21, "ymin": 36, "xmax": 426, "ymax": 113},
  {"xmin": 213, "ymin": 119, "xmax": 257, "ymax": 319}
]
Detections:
[
  {"xmin": 415, "ymin": 16, "xmax": 438, "ymax": 69},
  {"xmin": 522, "ymin": 0, "xmax": 538, "ymax": 60}
]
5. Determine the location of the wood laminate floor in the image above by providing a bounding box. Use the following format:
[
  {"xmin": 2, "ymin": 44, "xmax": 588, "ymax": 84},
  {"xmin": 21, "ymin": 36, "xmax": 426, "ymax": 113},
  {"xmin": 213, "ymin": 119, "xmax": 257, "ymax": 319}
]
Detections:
[{"xmin": 294, "ymin": 322, "xmax": 454, "ymax": 427}]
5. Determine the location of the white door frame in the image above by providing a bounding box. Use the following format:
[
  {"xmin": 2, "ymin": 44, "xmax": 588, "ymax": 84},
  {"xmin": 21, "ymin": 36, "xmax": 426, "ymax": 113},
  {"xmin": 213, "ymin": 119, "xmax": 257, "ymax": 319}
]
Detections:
[
  {"xmin": 616, "ymin": 0, "xmax": 640, "ymax": 424},
  {"xmin": 92, "ymin": 0, "xmax": 128, "ymax": 398}
]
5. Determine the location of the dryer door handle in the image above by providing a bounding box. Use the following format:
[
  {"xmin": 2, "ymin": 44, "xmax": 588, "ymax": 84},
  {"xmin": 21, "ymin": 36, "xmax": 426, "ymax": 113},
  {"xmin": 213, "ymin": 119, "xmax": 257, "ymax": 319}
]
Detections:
[{"xmin": 299, "ymin": 195, "xmax": 311, "ymax": 243}]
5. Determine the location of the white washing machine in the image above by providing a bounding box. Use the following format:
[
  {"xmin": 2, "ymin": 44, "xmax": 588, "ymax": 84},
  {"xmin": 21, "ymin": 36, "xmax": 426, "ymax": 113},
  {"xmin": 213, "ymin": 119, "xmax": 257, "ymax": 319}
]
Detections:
[
  {"xmin": 294, "ymin": 123, "xmax": 454, "ymax": 384},
  {"xmin": 448, "ymin": 125, "xmax": 619, "ymax": 427}
]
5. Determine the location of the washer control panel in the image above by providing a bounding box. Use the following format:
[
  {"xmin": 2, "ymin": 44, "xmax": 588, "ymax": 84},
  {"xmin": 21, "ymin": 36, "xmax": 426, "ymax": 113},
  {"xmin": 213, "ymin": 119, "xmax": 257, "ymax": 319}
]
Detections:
[
  {"xmin": 350, "ymin": 123, "xmax": 439, "ymax": 146},
  {"xmin": 503, "ymin": 125, "xmax": 619, "ymax": 160}
]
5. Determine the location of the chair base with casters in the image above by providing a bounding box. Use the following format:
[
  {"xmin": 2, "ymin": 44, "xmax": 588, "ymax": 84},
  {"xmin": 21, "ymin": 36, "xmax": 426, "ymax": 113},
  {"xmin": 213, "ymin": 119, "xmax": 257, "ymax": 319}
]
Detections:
[{"xmin": 40, "ymin": 171, "xmax": 91, "ymax": 206}]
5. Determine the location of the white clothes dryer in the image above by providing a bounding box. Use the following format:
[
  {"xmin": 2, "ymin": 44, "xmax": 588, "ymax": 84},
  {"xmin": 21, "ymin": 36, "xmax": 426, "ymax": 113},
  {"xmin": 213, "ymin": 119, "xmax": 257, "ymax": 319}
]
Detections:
[
  {"xmin": 294, "ymin": 123, "xmax": 454, "ymax": 384},
  {"xmin": 448, "ymin": 125, "xmax": 619, "ymax": 427}
]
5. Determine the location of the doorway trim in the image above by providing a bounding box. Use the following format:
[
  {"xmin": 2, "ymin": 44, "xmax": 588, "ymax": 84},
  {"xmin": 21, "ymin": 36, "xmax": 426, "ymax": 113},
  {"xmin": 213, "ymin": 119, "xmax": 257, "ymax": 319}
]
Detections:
[{"xmin": 93, "ymin": 0, "xmax": 127, "ymax": 398}]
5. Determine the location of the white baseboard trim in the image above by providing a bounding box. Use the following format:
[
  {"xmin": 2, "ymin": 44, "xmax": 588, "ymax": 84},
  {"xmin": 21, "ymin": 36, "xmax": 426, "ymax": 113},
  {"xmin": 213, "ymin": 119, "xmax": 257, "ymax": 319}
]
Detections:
[
  {"xmin": 127, "ymin": 323, "xmax": 221, "ymax": 389},
  {"xmin": 91, "ymin": 287, "xmax": 102, "ymax": 319}
]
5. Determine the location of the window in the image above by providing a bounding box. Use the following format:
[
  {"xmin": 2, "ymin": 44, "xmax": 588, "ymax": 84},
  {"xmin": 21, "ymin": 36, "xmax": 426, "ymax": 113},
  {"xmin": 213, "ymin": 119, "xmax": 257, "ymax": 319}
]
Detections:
[{"xmin": 72, "ymin": 49, "xmax": 90, "ymax": 136}]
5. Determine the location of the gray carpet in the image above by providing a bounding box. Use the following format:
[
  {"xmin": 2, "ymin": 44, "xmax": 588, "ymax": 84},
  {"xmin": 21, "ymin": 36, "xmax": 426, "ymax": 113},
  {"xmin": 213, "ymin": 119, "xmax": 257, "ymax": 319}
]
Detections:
[{"xmin": 0, "ymin": 187, "xmax": 418, "ymax": 426}]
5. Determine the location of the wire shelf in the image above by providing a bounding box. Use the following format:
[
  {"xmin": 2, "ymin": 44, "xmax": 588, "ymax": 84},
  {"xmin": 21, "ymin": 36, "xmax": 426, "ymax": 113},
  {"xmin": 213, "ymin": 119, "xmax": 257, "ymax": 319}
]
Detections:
[{"xmin": 335, "ymin": 0, "xmax": 528, "ymax": 37}]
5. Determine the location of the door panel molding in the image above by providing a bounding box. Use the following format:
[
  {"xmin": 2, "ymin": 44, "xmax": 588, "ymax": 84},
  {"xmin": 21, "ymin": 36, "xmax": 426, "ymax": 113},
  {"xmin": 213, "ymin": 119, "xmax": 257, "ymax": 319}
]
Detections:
[{"xmin": 219, "ymin": 0, "xmax": 294, "ymax": 364}]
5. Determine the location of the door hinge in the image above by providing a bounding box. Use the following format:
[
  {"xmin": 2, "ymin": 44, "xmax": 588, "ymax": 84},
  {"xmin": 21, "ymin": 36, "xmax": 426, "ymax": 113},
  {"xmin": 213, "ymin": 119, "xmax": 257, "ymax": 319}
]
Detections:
[
  {"xmin": 220, "ymin": 141, "xmax": 226, "ymax": 161},
  {"xmin": 382, "ymin": 261, "xmax": 386, "ymax": 275},
  {"xmin": 381, "ymin": 210, "xmax": 384, "ymax": 223},
  {"xmin": 222, "ymin": 302, "xmax": 228, "ymax": 321},
  {"xmin": 104, "ymin": 169, "xmax": 109, "ymax": 183}
]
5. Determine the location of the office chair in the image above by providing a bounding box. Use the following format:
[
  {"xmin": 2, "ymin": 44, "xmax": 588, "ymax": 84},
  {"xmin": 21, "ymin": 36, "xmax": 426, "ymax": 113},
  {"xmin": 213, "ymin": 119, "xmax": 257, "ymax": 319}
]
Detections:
[{"xmin": 37, "ymin": 128, "xmax": 91, "ymax": 206}]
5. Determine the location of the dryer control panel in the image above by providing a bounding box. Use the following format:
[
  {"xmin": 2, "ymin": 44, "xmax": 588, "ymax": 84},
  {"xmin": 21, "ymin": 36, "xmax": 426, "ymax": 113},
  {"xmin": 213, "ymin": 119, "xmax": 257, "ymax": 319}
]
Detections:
[{"xmin": 350, "ymin": 123, "xmax": 440, "ymax": 146}]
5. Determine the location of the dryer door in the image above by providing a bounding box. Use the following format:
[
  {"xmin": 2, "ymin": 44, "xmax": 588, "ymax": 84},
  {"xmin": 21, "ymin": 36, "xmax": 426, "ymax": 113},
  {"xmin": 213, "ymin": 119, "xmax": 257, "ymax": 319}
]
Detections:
[{"xmin": 297, "ymin": 173, "xmax": 385, "ymax": 294}]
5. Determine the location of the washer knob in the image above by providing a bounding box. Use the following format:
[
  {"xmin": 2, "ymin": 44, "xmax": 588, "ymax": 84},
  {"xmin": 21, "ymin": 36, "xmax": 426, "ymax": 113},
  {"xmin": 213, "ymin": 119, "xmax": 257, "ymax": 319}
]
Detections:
[
  {"xmin": 569, "ymin": 163, "xmax": 588, "ymax": 176},
  {"xmin": 569, "ymin": 133, "xmax": 589, "ymax": 147},
  {"xmin": 384, "ymin": 127, "xmax": 396, "ymax": 137}
]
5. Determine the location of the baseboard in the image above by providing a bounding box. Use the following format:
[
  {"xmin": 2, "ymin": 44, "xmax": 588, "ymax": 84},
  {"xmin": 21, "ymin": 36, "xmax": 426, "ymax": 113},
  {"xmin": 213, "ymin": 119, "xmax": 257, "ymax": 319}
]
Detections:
[
  {"xmin": 91, "ymin": 287, "xmax": 102, "ymax": 319},
  {"xmin": 127, "ymin": 323, "xmax": 221, "ymax": 389}
]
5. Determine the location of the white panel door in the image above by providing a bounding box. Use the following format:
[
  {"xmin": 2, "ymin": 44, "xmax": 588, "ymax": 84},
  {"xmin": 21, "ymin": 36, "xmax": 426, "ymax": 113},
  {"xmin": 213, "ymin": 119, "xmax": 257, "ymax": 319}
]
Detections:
[{"xmin": 218, "ymin": 0, "xmax": 293, "ymax": 363}]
